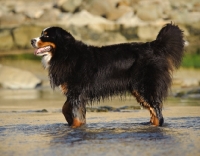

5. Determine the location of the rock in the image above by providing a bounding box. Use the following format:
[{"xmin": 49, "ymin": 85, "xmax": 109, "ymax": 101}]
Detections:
[
  {"xmin": 14, "ymin": 5, "xmax": 39, "ymax": 19},
  {"xmin": 169, "ymin": 0, "xmax": 200, "ymax": 12},
  {"xmin": 135, "ymin": 0, "xmax": 171, "ymax": 21},
  {"xmin": 193, "ymin": 0, "xmax": 200, "ymax": 12},
  {"xmin": 137, "ymin": 25, "xmax": 161, "ymax": 40},
  {"xmin": 66, "ymin": 10, "xmax": 113, "ymax": 26},
  {"xmin": 0, "ymin": 30, "xmax": 14, "ymax": 50},
  {"xmin": 116, "ymin": 12, "xmax": 147, "ymax": 27},
  {"xmin": 37, "ymin": 8, "xmax": 60, "ymax": 22},
  {"xmin": 58, "ymin": 0, "xmax": 83, "ymax": 12},
  {"xmin": 86, "ymin": 105, "xmax": 141, "ymax": 112},
  {"xmin": 0, "ymin": 0, "xmax": 200, "ymax": 55},
  {"xmin": 13, "ymin": 2, "xmax": 53, "ymax": 19},
  {"xmin": 107, "ymin": 5, "xmax": 132, "ymax": 21},
  {"xmin": 136, "ymin": 5, "xmax": 161, "ymax": 21},
  {"xmin": 25, "ymin": 7, "xmax": 44, "ymax": 19},
  {"xmin": 171, "ymin": 11, "xmax": 200, "ymax": 24},
  {"xmin": 67, "ymin": 25, "xmax": 126, "ymax": 46},
  {"xmin": 83, "ymin": 0, "xmax": 133, "ymax": 20},
  {"xmin": 119, "ymin": 26, "xmax": 139, "ymax": 40},
  {"xmin": 185, "ymin": 88, "xmax": 200, "ymax": 99},
  {"xmin": 0, "ymin": 4, "xmax": 9, "ymax": 13},
  {"xmin": 0, "ymin": 65, "xmax": 42, "ymax": 89},
  {"xmin": 119, "ymin": 106, "xmax": 141, "ymax": 110},
  {"xmin": 82, "ymin": 0, "xmax": 110, "ymax": 17},
  {"xmin": 186, "ymin": 22, "xmax": 200, "ymax": 36},
  {"xmin": 95, "ymin": 32, "xmax": 127, "ymax": 45},
  {"xmin": 0, "ymin": 12, "xmax": 26, "ymax": 28},
  {"xmin": 174, "ymin": 87, "xmax": 200, "ymax": 99},
  {"xmin": 86, "ymin": 106, "xmax": 120, "ymax": 112},
  {"xmin": 35, "ymin": 109, "xmax": 48, "ymax": 113},
  {"xmin": 13, "ymin": 25, "xmax": 43, "ymax": 49}
]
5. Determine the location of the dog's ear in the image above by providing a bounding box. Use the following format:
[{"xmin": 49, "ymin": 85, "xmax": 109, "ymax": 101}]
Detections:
[{"xmin": 55, "ymin": 28, "xmax": 75, "ymax": 44}]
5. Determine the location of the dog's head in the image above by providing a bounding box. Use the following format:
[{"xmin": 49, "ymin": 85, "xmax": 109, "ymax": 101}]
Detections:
[{"xmin": 31, "ymin": 27, "xmax": 75, "ymax": 68}]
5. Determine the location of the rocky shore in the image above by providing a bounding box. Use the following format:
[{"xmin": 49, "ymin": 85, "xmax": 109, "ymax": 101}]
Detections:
[
  {"xmin": 0, "ymin": 0, "xmax": 199, "ymax": 51},
  {"xmin": 0, "ymin": 0, "xmax": 200, "ymax": 91},
  {"xmin": 0, "ymin": 64, "xmax": 41, "ymax": 89}
]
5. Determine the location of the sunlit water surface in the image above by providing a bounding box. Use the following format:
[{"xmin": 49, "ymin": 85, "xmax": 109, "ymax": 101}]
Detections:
[{"xmin": 0, "ymin": 89, "xmax": 200, "ymax": 156}]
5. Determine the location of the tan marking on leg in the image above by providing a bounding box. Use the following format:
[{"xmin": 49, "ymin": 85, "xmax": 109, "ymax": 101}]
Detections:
[
  {"xmin": 132, "ymin": 90, "xmax": 160, "ymax": 126},
  {"xmin": 149, "ymin": 107, "xmax": 159, "ymax": 126},
  {"xmin": 71, "ymin": 118, "xmax": 85, "ymax": 128},
  {"xmin": 132, "ymin": 90, "xmax": 150, "ymax": 109}
]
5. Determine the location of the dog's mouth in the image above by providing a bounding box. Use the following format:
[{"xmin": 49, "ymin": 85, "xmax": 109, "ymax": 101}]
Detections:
[{"xmin": 34, "ymin": 46, "xmax": 52, "ymax": 56}]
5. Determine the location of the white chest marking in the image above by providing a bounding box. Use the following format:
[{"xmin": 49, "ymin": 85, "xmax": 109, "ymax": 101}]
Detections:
[{"xmin": 42, "ymin": 53, "xmax": 52, "ymax": 69}]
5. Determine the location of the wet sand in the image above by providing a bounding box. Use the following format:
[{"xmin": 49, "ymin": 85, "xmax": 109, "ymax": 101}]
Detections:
[{"xmin": 0, "ymin": 92, "xmax": 200, "ymax": 156}]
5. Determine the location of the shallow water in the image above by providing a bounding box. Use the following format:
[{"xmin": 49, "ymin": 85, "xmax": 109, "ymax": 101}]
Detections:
[{"xmin": 0, "ymin": 89, "xmax": 200, "ymax": 156}]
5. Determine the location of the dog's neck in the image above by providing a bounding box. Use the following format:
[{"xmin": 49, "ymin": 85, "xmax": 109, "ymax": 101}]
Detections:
[{"xmin": 42, "ymin": 54, "xmax": 52, "ymax": 69}]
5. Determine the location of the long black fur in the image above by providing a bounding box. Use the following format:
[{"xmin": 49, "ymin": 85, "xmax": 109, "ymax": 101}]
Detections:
[{"xmin": 48, "ymin": 23, "xmax": 184, "ymax": 109}]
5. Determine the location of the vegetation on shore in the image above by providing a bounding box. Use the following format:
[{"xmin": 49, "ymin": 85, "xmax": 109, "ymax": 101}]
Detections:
[
  {"xmin": 182, "ymin": 53, "xmax": 200, "ymax": 68},
  {"xmin": 0, "ymin": 53, "xmax": 40, "ymax": 62}
]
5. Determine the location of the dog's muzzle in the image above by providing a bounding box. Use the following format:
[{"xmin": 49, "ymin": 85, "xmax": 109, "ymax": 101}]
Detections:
[{"xmin": 31, "ymin": 39, "xmax": 37, "ymax": 48}]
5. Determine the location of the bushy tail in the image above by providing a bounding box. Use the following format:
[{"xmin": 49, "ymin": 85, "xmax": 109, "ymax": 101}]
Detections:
[{"xmin": 153, "ymin": 23, "xmax": 184, "ymax": 69}]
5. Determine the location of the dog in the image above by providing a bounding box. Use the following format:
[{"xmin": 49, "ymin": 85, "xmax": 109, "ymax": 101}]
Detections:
[{"xmin": 31, "ymin": 23, "xmax": 184, "ymax": 128}]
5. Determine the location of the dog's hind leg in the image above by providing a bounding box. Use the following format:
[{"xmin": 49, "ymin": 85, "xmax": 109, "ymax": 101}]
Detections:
[
  {"xmin": 62, "ymin": 97, "xmax": 86, "ymax": 128},
  {"xmin": 148, "ymin": 103, "xmax": 164, "ymax": 126},
  {"xmin": 132, "ymin": 90, "xmax": 164, "ymax": 126}
]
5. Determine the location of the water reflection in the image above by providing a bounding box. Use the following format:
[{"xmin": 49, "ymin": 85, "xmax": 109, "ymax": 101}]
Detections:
[
  {"xmin": 0, "ymin": 111, "xmax": 200, "ymax": 155},
  {"xmin": 0, "ymin": 87, "xmax": 200, "ymax": 156},
  {"xmin": 48, "ymin": 123, "xmax": 168, "ymax": 145},
  {"xmin": 1, "ymin": 115, "xmax": 199, "ymax": 156}
]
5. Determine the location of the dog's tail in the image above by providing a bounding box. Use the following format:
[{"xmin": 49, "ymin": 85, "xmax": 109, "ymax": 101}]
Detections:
[{"xmin": 153, "ymin": 23, "xmax": 184, "ymax": 70}]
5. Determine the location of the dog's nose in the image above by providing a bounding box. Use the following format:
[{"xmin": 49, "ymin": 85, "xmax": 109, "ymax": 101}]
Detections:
[{"xmin": 31, "ymin": 39, "xmax": 36, "ymax": 45}]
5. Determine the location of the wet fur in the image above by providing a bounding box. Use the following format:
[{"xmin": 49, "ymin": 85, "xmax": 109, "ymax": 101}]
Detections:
[
  {"xmin": 32, "ymin": 23, "xmax": 184, "ymax": 126},
  {"xmin": 49, "ymin": 24, "xmax": 184, "ymax": 104}
]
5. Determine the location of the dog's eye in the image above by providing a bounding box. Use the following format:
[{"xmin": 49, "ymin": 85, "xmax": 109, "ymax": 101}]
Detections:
[{"xmin": 44, "ymin": 35, "xmax": 49, "ymax": 38}]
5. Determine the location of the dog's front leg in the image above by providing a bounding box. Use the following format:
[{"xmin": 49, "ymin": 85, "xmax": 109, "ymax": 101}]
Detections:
[{"xmin": 62, "ymin": 99, "xmax": 86, "ymax": 128}]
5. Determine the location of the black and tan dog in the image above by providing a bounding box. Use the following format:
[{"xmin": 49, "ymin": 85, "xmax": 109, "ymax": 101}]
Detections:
[{"xmin": 31, "ymin": 23, "xmax": 184, "ymax": 128}]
